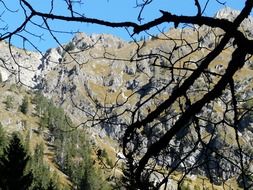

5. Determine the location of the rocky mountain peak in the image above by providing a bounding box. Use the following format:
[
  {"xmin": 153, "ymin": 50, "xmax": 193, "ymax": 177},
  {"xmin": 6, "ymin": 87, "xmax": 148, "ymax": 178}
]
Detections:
[
  {"xmin": 1, "ymin": 7, "xmax": 253, "ymax": 189},
  {"xmin": 71, "ymin": 32, "xmax": 125, "ymax": 49},
  {"xmin": 214, "ymin": 7, "xmax": 241, "ymax": 21},
  {"xmin": 214, "ymin": 7, "xmax": 253, "ymax": 38},
  {"xmin": 215, "ymin": 7, "xmax": 253, "ymax": 26}
]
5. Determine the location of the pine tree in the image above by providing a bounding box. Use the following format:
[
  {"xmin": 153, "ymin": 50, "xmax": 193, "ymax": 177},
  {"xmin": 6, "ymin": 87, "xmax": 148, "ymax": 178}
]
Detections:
[
  {"xmin": 0, "ymin": 133, "xmax": 33, "ymax": 190},
  {"xmin": 5, "ymin": 95, "xmax": 14, "ymax": 110},
  {"xmin": 30, "ymin": 143, "xmax": 50, "ymax": 189},
  {"xmin": 0, "ymin": 122, "xmax": 7, "ymax": 156},
  {"xmin": 33, "ymin": 92, "xmax": 48, "ymax": 117},
  {"xmin": 0, "ymin": 72, "xmax": 3, "ymax": 83},
  {"xmin": 20, "ymin": 95, "xmax": 29, "ymax": 114},
  {"xmin": 47, "ymin": 179, "xmax": 58, "ymax": 190}
]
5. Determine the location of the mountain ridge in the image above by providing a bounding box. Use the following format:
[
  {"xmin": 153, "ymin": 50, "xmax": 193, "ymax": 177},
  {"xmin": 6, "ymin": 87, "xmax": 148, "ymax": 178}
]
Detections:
[{"xmin": 0, "ymin": 7, "xmax": 253, "ymax": 189}]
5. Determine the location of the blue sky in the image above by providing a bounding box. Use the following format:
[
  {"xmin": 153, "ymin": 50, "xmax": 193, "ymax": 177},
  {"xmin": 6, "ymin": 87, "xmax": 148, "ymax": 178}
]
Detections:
[{"xmin": 0, "ymin": 0, "xmax": 246, "ymax": 51}]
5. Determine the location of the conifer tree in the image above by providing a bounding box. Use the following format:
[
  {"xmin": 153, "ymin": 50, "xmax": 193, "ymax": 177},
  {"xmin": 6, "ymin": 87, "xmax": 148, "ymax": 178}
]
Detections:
[
  {"xmin": 0, "ymin": 72, "xmax": 2, "ymax": 83},
  {"xmin": 20, "ymin": 95, "xmax": 29, "ymax": 114},
  {"xmin": 0, "ymin": 133, "xmax": 33, "ymax": 190},
  {"xmin": 33, "ymin": 92, "xmax": 48, "ymax": 117},
  {"xmin": 30, "ymin": 143, "xmax": 51, "ymax": 190},
  {"xmin": 5, "ymin": 95, "xmax": 13, "ymax": 110},
  {"xmin": 47, "ymin": 179, "xmax": 58, "ymax": 190},
  {"xmin": 0, "ymin": 122, "xmax": 7, "ymax": 156}
]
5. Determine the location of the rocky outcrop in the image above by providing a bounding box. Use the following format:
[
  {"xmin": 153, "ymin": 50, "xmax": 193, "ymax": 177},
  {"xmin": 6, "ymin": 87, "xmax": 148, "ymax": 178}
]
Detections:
[
  {"xmin": 215, "ymin": 7, "xmax": 253, "ymax": 37},
  {"xmin": 0, "ymin": 41, "xmax": 41, "ymax": 86},
  {"xmin": 1, "ymin": 7, "xmax": 253, "ymax": 188}
]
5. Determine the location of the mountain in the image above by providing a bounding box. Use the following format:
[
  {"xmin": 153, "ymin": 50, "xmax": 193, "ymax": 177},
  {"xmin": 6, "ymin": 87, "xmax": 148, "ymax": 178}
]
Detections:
[{"xmin": 0, "ymin": 7, "xmax": 253, "ymax": 189}]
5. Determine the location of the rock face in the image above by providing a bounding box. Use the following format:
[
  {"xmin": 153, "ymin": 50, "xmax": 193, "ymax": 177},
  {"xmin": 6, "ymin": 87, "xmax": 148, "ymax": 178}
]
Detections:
[
  {"xmin": 0, "ymin": 41, "xmax": 41, "ymax": 86},
  {"xmin": 1, "ymin": 7, "xmax": 253, "ymax": 188},
  {"xmin": 214, "ymin": 7, "xmax": 241, "ymax": 20},
  {"xmin": 215, "ymin": 7, "xmax": 253, "ymax": 38}
]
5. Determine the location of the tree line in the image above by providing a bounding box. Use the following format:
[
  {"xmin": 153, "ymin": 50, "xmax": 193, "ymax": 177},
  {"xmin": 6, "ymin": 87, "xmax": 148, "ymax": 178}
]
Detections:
[{"xmin": 0, "ymin": 92, "xmax": 112, "ymax": 190}]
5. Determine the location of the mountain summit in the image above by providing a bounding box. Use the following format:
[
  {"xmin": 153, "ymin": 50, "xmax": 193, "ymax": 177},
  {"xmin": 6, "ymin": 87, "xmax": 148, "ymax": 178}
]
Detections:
[{"xmin": 0, "ymin": 7, "xmax": 253, "ymax": 189}]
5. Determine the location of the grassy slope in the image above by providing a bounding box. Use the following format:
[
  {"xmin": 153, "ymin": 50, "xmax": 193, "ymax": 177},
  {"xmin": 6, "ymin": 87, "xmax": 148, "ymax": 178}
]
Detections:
[{"xmin": 0, "ymin": 84, "xmax": 72, "ymax": 189}]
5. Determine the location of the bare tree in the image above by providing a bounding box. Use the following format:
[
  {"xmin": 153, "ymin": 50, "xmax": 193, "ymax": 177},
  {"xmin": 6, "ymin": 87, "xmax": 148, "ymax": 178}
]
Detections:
[{"xmin": 1, "ymin": 0, "xmax": 253, "ymax": 189}]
